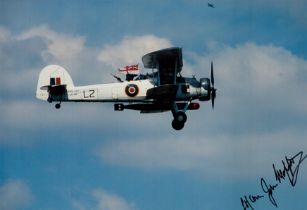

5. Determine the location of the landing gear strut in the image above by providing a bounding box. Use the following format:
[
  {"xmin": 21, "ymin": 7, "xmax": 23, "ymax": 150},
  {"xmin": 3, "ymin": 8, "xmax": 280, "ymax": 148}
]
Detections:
[{"xmin": 171, "ymin": 104, "xmax": 188, "ymax": 130}]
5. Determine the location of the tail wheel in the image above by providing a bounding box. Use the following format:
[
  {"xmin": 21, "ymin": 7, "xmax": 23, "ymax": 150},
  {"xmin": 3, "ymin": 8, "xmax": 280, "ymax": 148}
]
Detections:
[
  {"xmin": 55, "ymin": 103, "xmax": 61, "ymax": 109},
  {"xmin": 172, "ymin": 120, "xmax": 185, "ymax": 130},
  {"xmin": 174, "ymin": 111, "xmax": 187, "ymax": 123}
]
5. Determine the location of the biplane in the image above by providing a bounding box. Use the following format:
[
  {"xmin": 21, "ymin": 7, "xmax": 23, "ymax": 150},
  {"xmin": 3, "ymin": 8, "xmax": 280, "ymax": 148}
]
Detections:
[{"xmin": 36, "ymin": 47, "xmax": 216, "ymax": 130}]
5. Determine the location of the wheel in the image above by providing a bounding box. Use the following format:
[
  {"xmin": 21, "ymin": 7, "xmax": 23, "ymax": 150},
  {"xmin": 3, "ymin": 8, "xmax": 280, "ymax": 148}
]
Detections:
[
  {"xmin": 55, "ymin": 103, "xmax": 61, "ymax": 109},
  {"xmin": 174, "ymin": 111, "xmax": 187, "ymax": 123},
  {"xmin": 172, "ymin": 120, "xmax": 185, "ymax": 130}
]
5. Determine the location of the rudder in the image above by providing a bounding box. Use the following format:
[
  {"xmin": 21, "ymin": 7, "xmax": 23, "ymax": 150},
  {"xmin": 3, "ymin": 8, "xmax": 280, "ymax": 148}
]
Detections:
[{"xmin": 36, "ymin": 65, "xmax": 74, "ymax": 101}]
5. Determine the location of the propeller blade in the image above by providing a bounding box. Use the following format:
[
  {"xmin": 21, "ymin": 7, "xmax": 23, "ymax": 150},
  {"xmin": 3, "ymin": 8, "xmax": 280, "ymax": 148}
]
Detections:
[
  {"xmin": 211, "ymin": 61, "xmax": 214, "ymax": 86},
  {"xmin": 211, "ymin": 88, "xmax": 216, "ymax": 109}
]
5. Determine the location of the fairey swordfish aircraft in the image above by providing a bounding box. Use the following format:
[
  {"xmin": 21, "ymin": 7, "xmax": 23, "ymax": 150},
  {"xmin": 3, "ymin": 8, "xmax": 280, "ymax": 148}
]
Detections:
[{"xmin": 36, "ymin": 47, "xmax": 217, "ymax": 130}]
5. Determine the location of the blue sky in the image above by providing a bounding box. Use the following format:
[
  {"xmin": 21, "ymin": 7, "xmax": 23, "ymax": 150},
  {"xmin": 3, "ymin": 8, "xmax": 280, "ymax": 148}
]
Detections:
[{"xmin": 1, "ymin": 0, "xmax": 307, "ymax": 210}]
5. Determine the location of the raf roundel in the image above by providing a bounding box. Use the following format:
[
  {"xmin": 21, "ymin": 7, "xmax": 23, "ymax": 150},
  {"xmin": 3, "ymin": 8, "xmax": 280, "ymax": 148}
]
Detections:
[{"xmin": 125, "ymin": 84, "xmax": 139, "ymax": 97}]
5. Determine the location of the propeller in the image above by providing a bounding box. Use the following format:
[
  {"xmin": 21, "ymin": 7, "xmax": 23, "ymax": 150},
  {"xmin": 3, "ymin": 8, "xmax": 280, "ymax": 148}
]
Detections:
[{"xmin": 210, "ymin": 61, "xmax": 217, "ymax": 109}]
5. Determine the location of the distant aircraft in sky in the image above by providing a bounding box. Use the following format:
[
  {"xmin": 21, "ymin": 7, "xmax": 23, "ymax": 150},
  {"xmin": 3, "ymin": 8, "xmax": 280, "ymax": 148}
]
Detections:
[
  {"xmin": 36, "ymin": 47, "xmax": 217, "ymax": 130},
  {"xmin": 208, "ymin": 3, "xmax": 215, "ymax": 8}
]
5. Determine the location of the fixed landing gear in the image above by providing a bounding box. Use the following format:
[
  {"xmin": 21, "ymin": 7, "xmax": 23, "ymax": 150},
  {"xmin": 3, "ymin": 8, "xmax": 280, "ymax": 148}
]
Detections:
[
  {"xmin": 171, "ymin": 101, "xmax": 190, "ymax": 130},
  {"xmin": 174, "ymin": 111, "xmax": 187, "ymax": 123},
  {"xmin": 48, "ymin": 93, "xmax": 61, "ymax": 109},
  {"xmin": 172, "ymin": 119, "xmax": 185, "ymax": 130},
  {"xmin": 171, "ymin": 111, "xmax": 187, "ymax": 130}
]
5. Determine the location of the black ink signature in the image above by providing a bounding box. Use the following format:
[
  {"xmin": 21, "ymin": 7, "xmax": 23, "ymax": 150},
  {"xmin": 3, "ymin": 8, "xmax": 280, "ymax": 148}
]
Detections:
[
  {"xmin": 260, "ymin": 178, "xmax": 278, "ymax": 207},
  {"xmin": 273, "ymin": 151, "xmax": 307, "ymax": 186},
  {"xmin": 240, "ymin": 151, "xmax": 306, "ymax": 210},
  {"xmin": 240, "ymin": 194, "xmax": 264, "ymax": 210}
]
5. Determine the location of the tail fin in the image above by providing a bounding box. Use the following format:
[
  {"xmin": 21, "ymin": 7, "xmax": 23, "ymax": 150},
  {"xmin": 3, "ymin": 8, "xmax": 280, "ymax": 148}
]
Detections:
[{"xmin": 36, "ymin": 65, "xmax": 74, "ymax": 101}]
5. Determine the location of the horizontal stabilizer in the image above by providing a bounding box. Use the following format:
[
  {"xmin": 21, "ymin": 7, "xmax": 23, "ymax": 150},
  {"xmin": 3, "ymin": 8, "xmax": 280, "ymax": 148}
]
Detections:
[
  {"xmin": 42, "ymin": 84, "xmax": 67, "ymax": 96},
  {"xmin": 40, "ymin": 84, "xmax": 67, "ymax": 90}
]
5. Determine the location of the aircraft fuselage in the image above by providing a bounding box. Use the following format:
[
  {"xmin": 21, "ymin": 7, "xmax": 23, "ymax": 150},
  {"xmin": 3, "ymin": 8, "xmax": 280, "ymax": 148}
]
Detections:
[{"xmin": 39, "ymin": 78, "xmax": 208, "ymax": 103}]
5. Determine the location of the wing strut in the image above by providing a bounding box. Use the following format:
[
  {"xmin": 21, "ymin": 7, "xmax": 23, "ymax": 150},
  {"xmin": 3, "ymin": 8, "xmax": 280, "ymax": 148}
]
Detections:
[{"xmin": 174, "ymin": 56, "xmax": 178, "ymax": 84}]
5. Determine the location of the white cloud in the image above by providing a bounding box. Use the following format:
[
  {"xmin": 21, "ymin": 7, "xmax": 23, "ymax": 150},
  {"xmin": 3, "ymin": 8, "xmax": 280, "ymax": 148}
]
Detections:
[
  {"xmin": 0, "ymin": 180, "xmax": 33, "ymax": 210},
  {"xmin": 11, "ymin": 25, "xmax": 105, "ymax": 85},
  {"xmin": 72, "ymin": 189, "xmax": 136, "ymax": 210},
  {"xmin": 194, "ymin": 42, "xmax": 303, "ymax": 88},
  {"xmin": 97, "ymin": 35, "xmax": 172, "ymax": 69},
  {"xmin": 98, "ymin": 129, "xmax": 307, "ymax": 179},
  {"xmin": 0, "ymin": 26, "xmax": 176, "ymax": 146},
  {"xmin": 190, "ymin": 42, "xmax": 307, "ymax": 117},
  {"xmin": 93, "ymin": 189, "xmax": 136, "ymax": 210},
  {"xmin": 1, "ymin": 67, "xmax": 38, "ymax": 97},
  {"xmin": 0, "ymin": 99, "xmax": 116, "ymax": 145},
  {"xmin": 0, "ymin": 26, "xmax": 111, "ymax": 145},
  {"xmin": 0, "ymin": 26, "xmax": 11, "ymax": 43},
  {"xmin": 10, "ymin": 25, "xmax": 173, "ymax": 86},
  {"xmin": 1, "ymin": 25, "xmax": 173, "ymax": 89},
  {"xmin": 16, "ymin": 25, "xmax": 86, "ymax": 66}
]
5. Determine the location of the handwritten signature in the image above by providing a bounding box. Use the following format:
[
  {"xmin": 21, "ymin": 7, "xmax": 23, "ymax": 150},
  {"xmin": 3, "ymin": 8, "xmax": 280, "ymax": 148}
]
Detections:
[{"xmin": 240, "ymin": 151, "xmax": 306, "ymax": 210}]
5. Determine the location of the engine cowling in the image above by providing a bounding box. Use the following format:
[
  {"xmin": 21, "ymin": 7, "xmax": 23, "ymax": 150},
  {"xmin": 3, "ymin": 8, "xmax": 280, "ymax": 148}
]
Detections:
[{"xmin": 199, "ymin": 78, "xmax": 211, "ymax": 101}]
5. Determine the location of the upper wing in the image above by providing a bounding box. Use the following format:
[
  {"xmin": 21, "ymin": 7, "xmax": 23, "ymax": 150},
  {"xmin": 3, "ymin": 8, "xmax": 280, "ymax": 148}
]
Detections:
[{"xmin": 142, "ymin": 47, "xmax": 183, "ymax": 85}]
